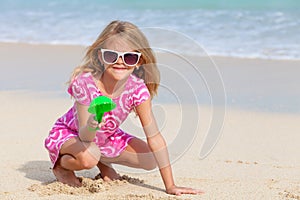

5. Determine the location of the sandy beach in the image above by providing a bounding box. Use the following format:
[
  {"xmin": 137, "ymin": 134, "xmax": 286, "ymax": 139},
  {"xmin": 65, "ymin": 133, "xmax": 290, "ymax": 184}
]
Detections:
[{"xmin": 0, "ymin": 42, "xmax": 299, "ymax": 200}]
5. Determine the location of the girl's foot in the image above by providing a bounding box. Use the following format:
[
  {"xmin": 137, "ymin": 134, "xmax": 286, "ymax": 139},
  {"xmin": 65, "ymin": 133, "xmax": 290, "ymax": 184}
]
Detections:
[
  {"xmin": 53, "ymin": 164, "xmax": 82, "ymax": 187},
  {"xmin": 97, "ymin": 162, "xmax": 120, "ymax": 181}
]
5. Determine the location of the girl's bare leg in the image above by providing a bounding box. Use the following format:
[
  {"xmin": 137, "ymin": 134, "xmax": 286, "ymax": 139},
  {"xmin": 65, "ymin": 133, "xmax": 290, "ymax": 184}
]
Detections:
[
  {"xmin": 97, "ymin": 137, "xmax": 156, "ymax": 180},
  {"xmin": 53, "ymin": 155, "xmax": 82, "ymax": 187},
  {"xmin": 53, "ymin": 137, "xmax": 101, "ymax": 186},
  {"xmin": 97, "ymin": 161, "xmax": 120, "ymax": 181}
]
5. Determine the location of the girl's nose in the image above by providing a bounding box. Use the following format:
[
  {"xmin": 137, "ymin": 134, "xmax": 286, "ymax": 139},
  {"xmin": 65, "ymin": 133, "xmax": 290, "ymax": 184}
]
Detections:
[{"xmin": 116, "ymin": 56, "xmax": 124, "ymax": 65}]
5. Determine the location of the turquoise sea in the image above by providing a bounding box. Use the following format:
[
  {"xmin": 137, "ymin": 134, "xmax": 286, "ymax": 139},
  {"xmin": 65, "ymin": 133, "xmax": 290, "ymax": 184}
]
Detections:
[{"xmin": 1, "ymin": 0, "xmax": 300, "ymax": 60}]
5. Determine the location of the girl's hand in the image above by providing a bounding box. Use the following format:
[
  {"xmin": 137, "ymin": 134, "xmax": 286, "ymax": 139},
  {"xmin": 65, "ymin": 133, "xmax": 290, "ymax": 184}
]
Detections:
[
  {"xmin": 166, "ymin": 185, "xmax": 204, "ymax": 196},
  {"xmin": 87, "ymin": 114, "xmax": 105, "ymax": 131}
]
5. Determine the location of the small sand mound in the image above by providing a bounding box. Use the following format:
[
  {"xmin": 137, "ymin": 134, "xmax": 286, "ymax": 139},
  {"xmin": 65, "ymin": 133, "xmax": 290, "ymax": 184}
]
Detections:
[
  {"xmin": 279, "ymin": 188, "xmax": 300, "ymax": 200},
  {"xmin": 28, "ymin": 175, "xmax": 129, "ymax": 196},
  {"xmin": 119, "ymin": 174, "xmax": 144, "ymax": 184}
]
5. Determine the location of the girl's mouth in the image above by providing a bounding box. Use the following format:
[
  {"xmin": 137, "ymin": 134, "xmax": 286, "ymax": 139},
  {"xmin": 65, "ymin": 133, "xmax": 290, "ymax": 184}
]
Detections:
[{"xmin": 112, "ymin": 66, "xmax": 127, "ymax": 70}]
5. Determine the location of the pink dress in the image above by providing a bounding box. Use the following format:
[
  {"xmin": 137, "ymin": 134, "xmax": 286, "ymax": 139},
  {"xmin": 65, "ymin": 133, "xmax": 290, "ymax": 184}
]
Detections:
[{"xmin": 44, "ymin": 72, "xmax": 150, "ymax": 165}]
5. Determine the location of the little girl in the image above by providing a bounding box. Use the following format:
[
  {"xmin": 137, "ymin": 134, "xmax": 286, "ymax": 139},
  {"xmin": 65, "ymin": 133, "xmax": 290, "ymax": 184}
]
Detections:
[{"xmin": 44, "ymin": 20, "xmax": 202, "ymax": 196}]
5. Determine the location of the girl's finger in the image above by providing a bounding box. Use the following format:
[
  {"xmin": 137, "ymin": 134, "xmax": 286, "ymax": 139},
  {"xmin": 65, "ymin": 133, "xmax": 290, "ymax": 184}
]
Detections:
[{"xmin": 98, "ymin": 122, "xmax": 105, "ymax": 128}]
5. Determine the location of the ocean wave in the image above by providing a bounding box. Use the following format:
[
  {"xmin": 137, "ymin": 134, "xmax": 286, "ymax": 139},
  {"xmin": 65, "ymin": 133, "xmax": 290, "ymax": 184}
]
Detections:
[{"xmin": 0, "ymin": 1, "xmax": 299, "ymax": 60}]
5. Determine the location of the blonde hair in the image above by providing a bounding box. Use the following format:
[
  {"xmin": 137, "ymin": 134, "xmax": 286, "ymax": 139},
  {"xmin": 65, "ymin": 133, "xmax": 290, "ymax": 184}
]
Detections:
[{"xmin": 69, "ymin": 20, "xmax": 160, "ymax": 98}]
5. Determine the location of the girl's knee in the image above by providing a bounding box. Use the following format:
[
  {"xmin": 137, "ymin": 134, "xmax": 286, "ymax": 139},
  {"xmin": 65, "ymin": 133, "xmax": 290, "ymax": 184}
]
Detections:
[
  {"xmin": 79, "ymin": 158, "xmax": 98, "ymax": 169},
  {"xmin": 142, "ymin": 161, "xmax": 157, "ymax": 171},
  {"xmin": 78, "ymin": 143, "xmax": 101, "ymax": 169},
  {"xmin": 86, "ymin": 142, "xmax": 101, "ymax": 160},
  {"xmin": 140, "ymin": 154, "xmax": 157, "ymax": 171},
  {"xmin": 146, "ymin": 160, "xmax": 157, "ymax": 171},
  {"xmin": 78, "ymin": 152, "xmax": 100, "ymax": 169}
]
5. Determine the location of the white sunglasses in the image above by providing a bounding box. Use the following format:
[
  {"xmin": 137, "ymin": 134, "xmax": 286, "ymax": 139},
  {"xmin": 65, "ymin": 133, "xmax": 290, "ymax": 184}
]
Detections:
[{"xmin": 100, "ymin": 49, "xmax": 141, "ymax": 66}]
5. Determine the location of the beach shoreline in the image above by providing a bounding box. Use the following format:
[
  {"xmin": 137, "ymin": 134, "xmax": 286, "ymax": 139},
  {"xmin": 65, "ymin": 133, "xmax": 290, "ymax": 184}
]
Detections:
[{"xmin": 1, "ymin": 42, "xmax": 299, "ymax": 113}]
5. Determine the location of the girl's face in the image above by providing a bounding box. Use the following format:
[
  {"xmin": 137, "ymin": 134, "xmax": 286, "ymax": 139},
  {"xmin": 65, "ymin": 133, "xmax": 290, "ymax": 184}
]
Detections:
[{"xmin": 98, "ymin": 37, "xmax": 139, "ymax": 83}]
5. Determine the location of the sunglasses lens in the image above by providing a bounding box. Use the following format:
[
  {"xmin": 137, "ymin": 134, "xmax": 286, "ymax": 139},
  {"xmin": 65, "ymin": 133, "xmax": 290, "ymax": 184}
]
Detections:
[
  {"xmin": 124, "ymin": 53, "xmax": 139, "ymax": 66},
  {"xmin": 103, "ymin": 51, "xmax": 118, "ymax": 64}
]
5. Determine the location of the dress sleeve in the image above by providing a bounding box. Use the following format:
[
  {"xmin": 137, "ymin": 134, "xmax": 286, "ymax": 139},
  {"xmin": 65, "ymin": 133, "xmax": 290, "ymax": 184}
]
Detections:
[
  {"xmin": 132, "ymin": 81, "xmax": 151, "ymax": 107},
  {"xmin": 67, "ymin": 75, "xmax": 91, "ymax": 106}
]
